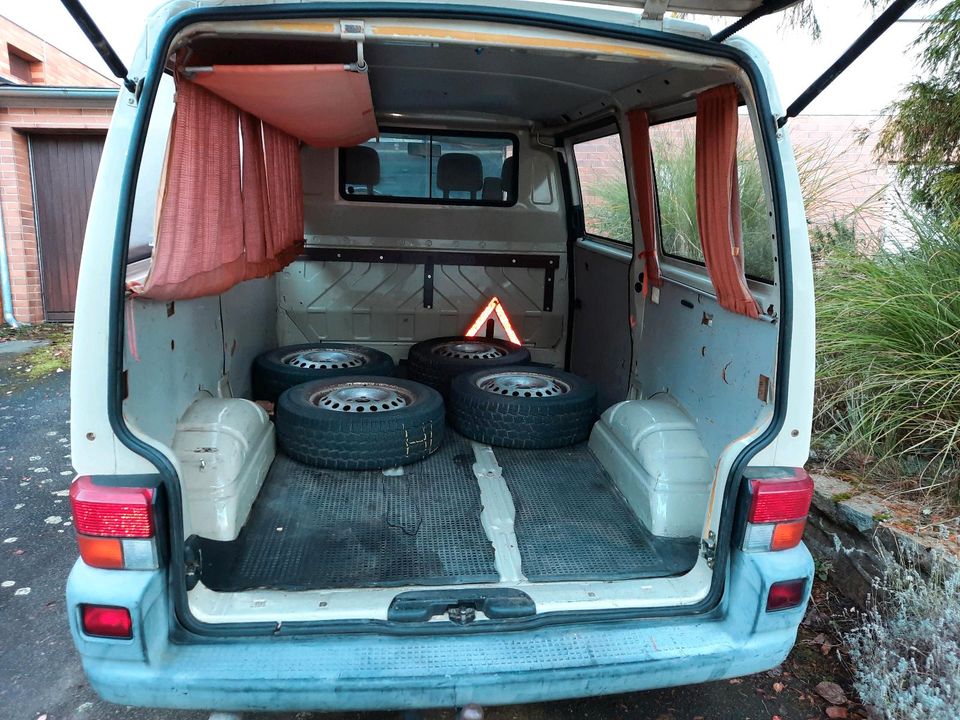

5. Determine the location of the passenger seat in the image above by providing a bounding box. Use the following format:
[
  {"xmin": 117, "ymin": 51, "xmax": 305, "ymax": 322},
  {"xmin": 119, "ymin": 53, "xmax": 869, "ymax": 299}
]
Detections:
[
  {"xmin": 437, "ymin": 152, "xmax": 484, "ymax": 200},
  {"xmin": 342, "ymin": 145, "xmax": 380, "ymax": 195}
]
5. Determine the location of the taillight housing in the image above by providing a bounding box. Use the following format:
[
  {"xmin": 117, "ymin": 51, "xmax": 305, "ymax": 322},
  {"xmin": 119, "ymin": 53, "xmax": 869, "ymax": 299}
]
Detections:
[
  {"xmin": 80, "ymin": 604, "xmax": 133, "ymax": 639},
  {"xmin": 766, "ymin": 579, "xmax": 807, "ymax": 612},
  {"xmin": 70, "ymin": 477, "xmax": 158, "ymax": 570},
  {"xmin": 738, "ymin": 468, "xmax": 814, "ymax": 553}
]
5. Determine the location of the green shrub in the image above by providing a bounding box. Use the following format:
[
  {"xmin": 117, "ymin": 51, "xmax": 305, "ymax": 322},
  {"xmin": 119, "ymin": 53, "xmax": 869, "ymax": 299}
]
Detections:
[
  {"xmin": 584, "ymin": 131, "xmax": 877, "ymax": 283},
  {"xmin": 815, "ymin": 205, "xmax": 960, "ymax": 503},
  {"xmin": 588, "ymin": 168, "xmax": 633, "ymax": 244}
]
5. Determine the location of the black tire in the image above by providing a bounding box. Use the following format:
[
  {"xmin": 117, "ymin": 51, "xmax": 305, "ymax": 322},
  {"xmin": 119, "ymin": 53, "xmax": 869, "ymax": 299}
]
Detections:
[
  {"xmin": 252, "ymin": 343, "xmax": 395, "ymax": 403},
  {"xmin": 450, "ymin": 366, "xmax": 597, "ymax": 449},
  {"xmin": 276, "ymin": 376, "xmax": 445, "ymax": 470},
  {"xmin": 406, "ymin": 336, "xmax": 531, "ymax": 397}
]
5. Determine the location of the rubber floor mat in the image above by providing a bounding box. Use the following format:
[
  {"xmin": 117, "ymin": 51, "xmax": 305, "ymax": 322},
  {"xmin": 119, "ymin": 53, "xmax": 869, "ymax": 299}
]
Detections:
[
  {"xmin": 496, "ymin": 442, "xmax": 701, "ymax": 582},
  {"xmin": 196, "ymin": 434, "xmax": 498, "ymax": 591}
]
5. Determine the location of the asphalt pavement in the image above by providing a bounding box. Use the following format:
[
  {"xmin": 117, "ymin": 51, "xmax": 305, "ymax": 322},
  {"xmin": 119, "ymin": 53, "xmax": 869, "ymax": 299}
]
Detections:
[{"xmin": 0, "ymin": 344, "xmax": 830, "ymax": 720}]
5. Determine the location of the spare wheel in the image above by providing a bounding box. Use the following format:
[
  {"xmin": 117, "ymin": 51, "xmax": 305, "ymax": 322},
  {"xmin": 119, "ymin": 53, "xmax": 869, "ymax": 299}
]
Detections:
[
  {"xmin": 406, "ymin": 336, "xmax": 530, "ymax": 397},
  {"xmin": 276, "ymin": 376, "xmax": 444, "ymax": 470},
  {"xmin": 252, "ymin": 343, "xmax": 394, "ymax": 403},
  {"xmin": 450, "ymin": 366, "xmax": 597, "ymax": 449}
]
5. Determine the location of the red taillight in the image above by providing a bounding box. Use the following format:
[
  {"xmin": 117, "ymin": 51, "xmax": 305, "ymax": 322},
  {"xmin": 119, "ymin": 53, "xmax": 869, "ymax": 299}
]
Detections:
[
  {"xmin": 80, "ymin": 604, "xmax": 133, "ymax": 639},
  {"xmin": 766, "ymin": 579, "xmax": 807, "ymax": 612},
  {"xmin": 749, "ymin": 474, "xmax": 814, "ymax": 523},
  {"xmin": 70, "ymin": 477, "xmax": 158, "ymax": 570},
  {"xmin": 71, "ymin": 477, "xmax": 154, "ymax": 537},
  {"xmin": 741, "ymin": 469, "xmax": 814, "ymax": 553}
]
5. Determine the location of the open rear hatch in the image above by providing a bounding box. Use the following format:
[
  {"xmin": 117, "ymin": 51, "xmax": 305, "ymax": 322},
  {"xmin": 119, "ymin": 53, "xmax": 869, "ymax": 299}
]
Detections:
[{"xmin": 59, "ymin": 0, "xmax": 914, "ymax": 632}]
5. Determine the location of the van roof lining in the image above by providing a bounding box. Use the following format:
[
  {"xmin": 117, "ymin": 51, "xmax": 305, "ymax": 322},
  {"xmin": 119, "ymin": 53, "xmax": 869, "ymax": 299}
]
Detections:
[{"xmin": 179, "ymin": 34, "xmax": 740, "ymax": 130}]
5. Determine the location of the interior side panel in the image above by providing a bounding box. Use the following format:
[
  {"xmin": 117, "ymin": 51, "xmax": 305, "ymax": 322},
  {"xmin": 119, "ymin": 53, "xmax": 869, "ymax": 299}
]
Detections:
[
  {"xmin": 632, "ymin": 279, "xmax": 778, "ymax": 461},
  {"xmin": 570, "ymin": 240, "xmax": 632, "ymax": 410},
  {"xmin": 123, "ymin": 277, "xmax": 278, "ymax": 444},
  {"xmin": 221, "ymin": 276, "xmax": 278, "ymax": 399}
]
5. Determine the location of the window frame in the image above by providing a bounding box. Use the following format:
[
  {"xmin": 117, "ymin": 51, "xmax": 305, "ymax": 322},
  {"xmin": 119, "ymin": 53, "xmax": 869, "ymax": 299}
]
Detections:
[
  {"xmin": 648, "ymin": 108, "xmax": 777, "ymax": 286},
  {"xmin": 569, "ymin": 122, "xmax": 635, "ymax": 248},
  {"xmin": 337, "ymin": 127, "xmax": 519, "ymax": 208}
]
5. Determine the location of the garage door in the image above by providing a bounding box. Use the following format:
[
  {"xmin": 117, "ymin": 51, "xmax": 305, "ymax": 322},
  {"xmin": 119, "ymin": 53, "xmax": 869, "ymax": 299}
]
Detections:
[{"xmin": 30, "ymin": 134, "xmax": 105, "ymax": 322}]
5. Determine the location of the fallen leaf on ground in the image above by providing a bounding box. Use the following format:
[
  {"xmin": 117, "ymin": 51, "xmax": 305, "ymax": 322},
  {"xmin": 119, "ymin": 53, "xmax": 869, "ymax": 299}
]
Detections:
[
  {"xmin": 816, "ymin": 681, "xmax": 847, "ymax": 705},
  {"xmin": 773, "ymin": 682, "xmax": 785, "ymax": 694},
  {"xmin": 826, "ymin": 706, "xmax": 848, "ymax": 718},
  {"xmin": 729, "ymin": 678, "xmax": 744, "ymax": 684}
]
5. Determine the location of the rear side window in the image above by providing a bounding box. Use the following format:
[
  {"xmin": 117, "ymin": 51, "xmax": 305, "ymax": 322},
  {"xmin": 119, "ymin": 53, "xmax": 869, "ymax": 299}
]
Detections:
[
  {"xmin": 339, "ymin": 131, "xmax": 517, "ymax": 206},
  {"xmin": 650, "ymin": 116, "xmax": 774, "ymax": 283},
  {"xmin": 573, "ymin": 133, "xmax": 632, "ymax": 245}
]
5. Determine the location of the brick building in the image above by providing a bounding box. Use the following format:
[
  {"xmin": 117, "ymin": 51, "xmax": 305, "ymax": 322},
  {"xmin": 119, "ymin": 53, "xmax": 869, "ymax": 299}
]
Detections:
[{"xmin": 0, "ymin": 15, "xmax": 117, "ymax": 324}]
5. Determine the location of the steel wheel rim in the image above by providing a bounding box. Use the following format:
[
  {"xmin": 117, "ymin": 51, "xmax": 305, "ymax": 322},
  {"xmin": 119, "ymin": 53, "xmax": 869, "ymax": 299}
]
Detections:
[
  {"xmin": 311, "ymin": 382, "xmax": 411, "ymax": 413},
  {"xmin": 283, "ymin": 347, "xmax": 366, "ymax": 370},
  {"xmin": 476, "ymin": 371, "xmax": 569, "ymax": 398},
  {"xmin": 432, "ymin": 340, "xmax": 506, "ymax": 360}
]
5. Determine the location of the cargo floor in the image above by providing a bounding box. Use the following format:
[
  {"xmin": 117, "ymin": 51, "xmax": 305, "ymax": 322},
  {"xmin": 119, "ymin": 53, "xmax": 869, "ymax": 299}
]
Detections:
[{"xmin": 195, "ymin": 432, "xmax": 700, "ymax": 592}]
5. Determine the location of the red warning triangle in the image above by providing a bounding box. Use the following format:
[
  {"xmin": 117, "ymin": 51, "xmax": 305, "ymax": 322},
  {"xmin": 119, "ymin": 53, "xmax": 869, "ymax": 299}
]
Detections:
[{"xmin": 464, "ymin": 296, "xmax": 521, "ymax": 345}]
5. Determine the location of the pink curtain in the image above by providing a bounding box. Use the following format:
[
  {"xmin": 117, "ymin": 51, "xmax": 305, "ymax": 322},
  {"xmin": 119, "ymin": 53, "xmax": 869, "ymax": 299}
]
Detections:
[
  {"xmin": 135, "ymin": 77, "xmax": 304, "ymax": 301},
  {"xmin": 240, "ymin": 112, "xmax": 272, "ymax": 277},
  {"xmin": 137, "ymin": 79, "xmax": 246, "ymax": 301},
  {"xmin": 262, "ymin": 122, "xmax": 305, "ymax": 270},
  {"xmin": 695, "ymin": 84, "xmax": 760, "ymax": 319},
  {"xmin": 626, "ymin": 109, "xmax": 662, "ymax": 296}
]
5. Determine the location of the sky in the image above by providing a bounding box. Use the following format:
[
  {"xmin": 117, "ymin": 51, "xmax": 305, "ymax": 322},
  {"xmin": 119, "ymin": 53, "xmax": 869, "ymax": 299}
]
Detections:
[{"xmin": 2, "ymin": 0, "xmax": 941, "ymax": 115}]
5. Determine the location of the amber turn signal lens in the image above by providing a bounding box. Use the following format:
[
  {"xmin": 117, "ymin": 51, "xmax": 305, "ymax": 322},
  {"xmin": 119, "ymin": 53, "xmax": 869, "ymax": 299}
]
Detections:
[
  {"xmin": 770, "ymin": 518, "xmax": 807, "ymax": 551},
  {"xmin": 77, "ymin": 534, "xmax": 124, "ymax": 569}
]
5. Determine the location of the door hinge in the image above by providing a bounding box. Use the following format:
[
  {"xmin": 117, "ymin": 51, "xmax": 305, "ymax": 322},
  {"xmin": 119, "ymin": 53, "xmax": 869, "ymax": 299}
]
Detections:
[{"xmin": 701, "ymin": 531, "xmax": 717, "ymax": 568}]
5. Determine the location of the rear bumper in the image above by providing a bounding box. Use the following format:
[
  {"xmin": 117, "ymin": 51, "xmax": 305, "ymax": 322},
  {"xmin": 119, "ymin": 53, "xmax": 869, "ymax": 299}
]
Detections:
[{"xmin": 67, "ymin": 545, "xmax": 813, "ymax": 711}]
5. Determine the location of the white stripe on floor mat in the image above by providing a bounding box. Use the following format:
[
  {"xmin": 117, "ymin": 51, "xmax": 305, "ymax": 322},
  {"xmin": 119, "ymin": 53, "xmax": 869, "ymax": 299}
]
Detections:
[{"xmin": 470, "ymin": 441, "xmax": 525, "ymax": 583}]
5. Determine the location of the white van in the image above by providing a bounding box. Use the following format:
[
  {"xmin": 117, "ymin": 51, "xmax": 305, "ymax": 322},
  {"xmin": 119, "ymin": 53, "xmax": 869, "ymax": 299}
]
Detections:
[{"xmin": 64, "ymin": 0, "xmax": 840, "ymax": 712}]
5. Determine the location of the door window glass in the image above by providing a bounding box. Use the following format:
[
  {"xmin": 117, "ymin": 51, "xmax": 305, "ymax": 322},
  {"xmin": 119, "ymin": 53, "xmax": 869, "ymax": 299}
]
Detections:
[{"xmin": 573, "ymin": 133, "xmax": 632, "ymax": 244}]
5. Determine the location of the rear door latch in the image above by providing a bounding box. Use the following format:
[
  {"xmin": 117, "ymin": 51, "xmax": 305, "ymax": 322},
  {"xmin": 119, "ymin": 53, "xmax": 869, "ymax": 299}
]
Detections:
[
  {"xmin": 447, "ymin": 604, "xmax": 477, "ymax": 625},
  {"xmin": 701, "ymin": 530, "xmax": 717, "ymax": 568}
]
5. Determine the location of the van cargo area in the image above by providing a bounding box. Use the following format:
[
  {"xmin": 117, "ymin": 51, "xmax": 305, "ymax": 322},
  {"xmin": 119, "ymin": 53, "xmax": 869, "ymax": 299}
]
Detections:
[
  {"xmin": 193, "ymin": 433, "xmax": 700, "ymax": 592},
  {"xmin": 75, "ymin": 11, "xmax": 806, "ymax": 631}
]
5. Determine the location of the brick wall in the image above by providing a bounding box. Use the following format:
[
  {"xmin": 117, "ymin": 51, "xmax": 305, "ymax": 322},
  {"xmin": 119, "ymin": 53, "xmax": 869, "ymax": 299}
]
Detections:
[
  {"xmin": 0, "ymin": 16, "xmax": 115, "ymax": 88},
  {"xmin": 0, "ymin": 15, "xmax": 115, "ymax": 323},
  {"xmin": 786, "ymin": 115, "xmax": 890, "ymax": 235}
]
